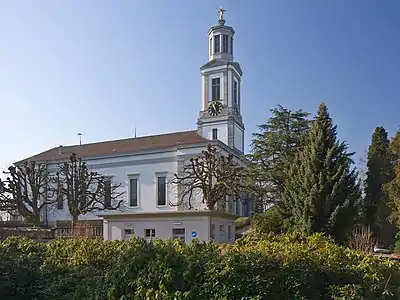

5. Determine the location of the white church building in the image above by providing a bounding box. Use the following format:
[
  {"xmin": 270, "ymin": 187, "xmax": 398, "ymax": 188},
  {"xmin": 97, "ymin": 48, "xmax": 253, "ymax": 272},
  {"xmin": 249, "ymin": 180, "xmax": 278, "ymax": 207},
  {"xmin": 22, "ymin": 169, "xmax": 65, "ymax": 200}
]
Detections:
[{"xmin": 18, "ymin": 8, "xmax": 250, "ymax": 243}]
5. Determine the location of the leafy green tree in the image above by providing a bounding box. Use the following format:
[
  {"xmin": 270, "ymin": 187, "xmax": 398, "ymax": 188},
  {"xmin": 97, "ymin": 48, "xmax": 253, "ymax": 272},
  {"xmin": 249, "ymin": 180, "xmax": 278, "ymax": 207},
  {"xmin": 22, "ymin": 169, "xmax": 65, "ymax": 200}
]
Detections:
[
  {"xmin": 246, "ymin": 105, "xmax": 311, "ymax": 211},
  {"xmin": 364, "ymin": 126, "xmax": 396, "ymax": 246},
  {"xmin": 279, "ymin": 103, "xmax": 361, "ymax": 241}
]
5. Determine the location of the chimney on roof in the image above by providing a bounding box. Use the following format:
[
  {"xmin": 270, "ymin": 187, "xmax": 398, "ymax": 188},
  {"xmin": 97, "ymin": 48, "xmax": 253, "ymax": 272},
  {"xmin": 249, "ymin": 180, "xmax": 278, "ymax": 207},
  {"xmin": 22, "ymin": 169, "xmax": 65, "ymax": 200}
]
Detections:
[{"xmin": 58, "ymin": 145, "xmax": 63, "ymax": 155}]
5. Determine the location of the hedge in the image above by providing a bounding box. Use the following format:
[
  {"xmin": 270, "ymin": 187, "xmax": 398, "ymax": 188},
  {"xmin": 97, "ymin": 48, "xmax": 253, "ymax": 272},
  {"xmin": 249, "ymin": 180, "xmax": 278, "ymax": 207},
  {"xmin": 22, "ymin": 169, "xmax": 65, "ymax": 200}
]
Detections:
[{"xmin": 1, "ymin": 232, "xmax": 400, "ymax": 299}]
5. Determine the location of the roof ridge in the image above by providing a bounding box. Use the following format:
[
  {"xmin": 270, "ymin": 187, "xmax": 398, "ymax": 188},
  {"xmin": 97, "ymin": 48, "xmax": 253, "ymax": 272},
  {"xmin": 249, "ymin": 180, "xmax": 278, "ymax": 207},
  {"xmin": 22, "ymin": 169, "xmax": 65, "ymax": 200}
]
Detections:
[
  {"xmin": 17, "ymin": 129, "xmax": 207, "ymax": 164},
  {"xmin": 61, "ymin": 130, "xmax": 198, "ymax": 148}
]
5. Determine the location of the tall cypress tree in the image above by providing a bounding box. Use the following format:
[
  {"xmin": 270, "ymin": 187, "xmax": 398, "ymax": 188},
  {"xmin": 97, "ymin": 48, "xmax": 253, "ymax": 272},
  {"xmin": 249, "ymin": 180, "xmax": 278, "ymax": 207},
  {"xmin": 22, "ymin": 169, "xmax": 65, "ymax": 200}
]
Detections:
[
  {"xmin": 279, "ymin": 103, "xmax": 361, "ymax": 241},
  {"xmin": 364, "ymin": 126, "xmax": 395, "ymax": 246},
  {"xmin": 246, "ymin": 105, "xmax": 311, "ymax": 211}
]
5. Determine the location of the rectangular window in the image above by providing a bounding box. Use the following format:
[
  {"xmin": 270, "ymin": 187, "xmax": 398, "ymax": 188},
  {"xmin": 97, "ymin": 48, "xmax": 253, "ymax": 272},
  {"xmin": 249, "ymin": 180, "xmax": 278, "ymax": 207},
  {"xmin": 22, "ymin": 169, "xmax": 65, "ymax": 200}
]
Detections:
[
  {"xmin": 145, "ymin": 228, "xmax": 156, "ymax": 239},
  {"xmin": 210, "ymin": 224, "xmax": 215, "ymax": 240},
  {"xmin": 157, "ymin": 176, "xmax": 166, "ymax": 206},
  {"xmin": 211, "ymin": 78, "xmax": 220, "ymax": 101},
  {"xmin": 212, "ymin": 128, "xmax": 218, "ymax": 140},
  {"xmin": 129, "ymin": 178, "xmax": 138, "ymax": 207},
  {"xmin": 235, "ymin": 199, "xmax": 241, "ymax": 215},
  {"xmin": 222, "ymin": 35, "xmax": 228, "ymax": 52},
  {"xmin": 220, "ymin": 224, "xmax": 225, "ymax": 232},
  {"xmin": 237, "ymin": 81, "xmax": 240, "ymax": 112},
  {"xmin": 172, "ymin": 228, "xmax": 185, "ymax": 243},
  {"xmin": 124, "ymin": 228, "xmax": 135, "ymax": 240},
  {"xmin": 233, "ymin": 80, "xmax": 238, "ymax": 108},
  {"xmin": 209, "ymin": 37, "xmax": 212, "ymax": 56},
  {"xmin": 214, "ymin": 34, "xmax": 220, "ymax": 53},
  {"xmin": 230, "ymin": 37, "xmax": 233, "ymax": 55},
  {"xmin": 104, "ymin": 178, "xmax": 112, "ymax": 208},
  {"xmin": 228, "ymin": 225, "xmax": 232, "ymax": 240}
]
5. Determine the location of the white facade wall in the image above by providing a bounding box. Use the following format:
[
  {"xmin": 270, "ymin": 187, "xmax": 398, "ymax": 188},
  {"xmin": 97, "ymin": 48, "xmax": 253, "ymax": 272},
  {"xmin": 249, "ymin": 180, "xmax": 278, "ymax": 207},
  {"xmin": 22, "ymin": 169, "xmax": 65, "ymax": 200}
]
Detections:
[
  {"xmin": 102, "ymin": 213, "xmax": 236, "ymax": 244},
  {"xmin": 234, "ymin": 123, "xmax": 244, "ymax": 153},
  {"xmin": 41, "ymin": 144, "xmax": 248, "ymax": 226},
  {"xmin": 43, "ymin": 150, "xmax": 181, "ymax": 225},
  {"xmin": 200, "ymin": 123, "xmax": 228, "ymax": 145}
]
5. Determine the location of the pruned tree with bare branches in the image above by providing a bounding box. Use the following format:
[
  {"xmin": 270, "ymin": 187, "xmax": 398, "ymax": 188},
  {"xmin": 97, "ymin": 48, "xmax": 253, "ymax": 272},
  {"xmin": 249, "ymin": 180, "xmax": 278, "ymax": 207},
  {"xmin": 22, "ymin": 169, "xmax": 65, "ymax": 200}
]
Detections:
[
  {"xmin": 170, "ymin": 144, "xmax": 246, "ymax": 211},
  {"xmin": 0, "ymin": 161, "xmax": 58, "ymax": 226},
  {"xmin": 55, "ymin": 153, "xmax": 125, "ymax": 221},
  {"xmin": 347, "ymin": 225, "xmax": 376, "ymax": 253}
]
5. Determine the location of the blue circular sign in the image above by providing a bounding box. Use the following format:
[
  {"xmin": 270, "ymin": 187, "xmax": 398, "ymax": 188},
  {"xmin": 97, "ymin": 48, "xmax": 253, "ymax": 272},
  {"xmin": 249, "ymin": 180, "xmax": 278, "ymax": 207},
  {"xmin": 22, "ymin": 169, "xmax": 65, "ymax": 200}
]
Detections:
[{"xmin": 191, "ymin": 231, "xmax": 197, "ymax": 238}]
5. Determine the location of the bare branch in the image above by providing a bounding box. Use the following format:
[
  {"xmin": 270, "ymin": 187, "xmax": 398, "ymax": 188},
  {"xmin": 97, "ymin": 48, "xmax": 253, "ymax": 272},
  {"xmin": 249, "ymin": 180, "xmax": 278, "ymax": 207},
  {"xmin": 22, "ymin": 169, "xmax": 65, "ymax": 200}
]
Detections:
[
  {"xmin": 0, "ymin": 161, "xmax": 58, "ymax": 226},
  {"xmin": 55, "ymin": 153, "xmax": 126, "ymax": 221},
  {"xmin": 170, "ymin": 144, "xmax": 246, "ymax": 211}
]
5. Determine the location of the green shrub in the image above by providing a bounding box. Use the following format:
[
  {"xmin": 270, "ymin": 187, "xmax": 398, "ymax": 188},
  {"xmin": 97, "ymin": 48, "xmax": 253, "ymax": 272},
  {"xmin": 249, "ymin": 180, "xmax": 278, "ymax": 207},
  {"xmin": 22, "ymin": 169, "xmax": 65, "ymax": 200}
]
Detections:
[
  {"xmin": 0, "ymin": 237, "xmax": 45, "ymax": 300},
  {"xmin": 0, "ymin": 234, "xmax": 400, "ymax": 299},
  {"xmin": 251, "ymin": 206, "xmax": 284, "ymax": 234}
]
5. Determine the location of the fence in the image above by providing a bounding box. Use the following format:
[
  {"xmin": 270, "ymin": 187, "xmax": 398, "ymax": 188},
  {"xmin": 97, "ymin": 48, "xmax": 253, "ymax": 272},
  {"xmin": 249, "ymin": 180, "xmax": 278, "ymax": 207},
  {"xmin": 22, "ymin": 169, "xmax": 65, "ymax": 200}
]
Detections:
[
  {"xmin": 53, "ymin": 220, "xmax": 103, "ymax": 238},
  {"xmin": 0, "ymin": 220, "xmax": 103, "ymax": 241}
]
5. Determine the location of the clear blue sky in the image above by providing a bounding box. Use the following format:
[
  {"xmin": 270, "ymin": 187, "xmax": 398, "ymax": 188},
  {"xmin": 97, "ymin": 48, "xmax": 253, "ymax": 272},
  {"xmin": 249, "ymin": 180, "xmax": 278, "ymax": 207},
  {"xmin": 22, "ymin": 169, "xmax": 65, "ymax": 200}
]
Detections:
[{"xmin": 1, "ymin": 0, "xmax": 399, "ymax": 172}]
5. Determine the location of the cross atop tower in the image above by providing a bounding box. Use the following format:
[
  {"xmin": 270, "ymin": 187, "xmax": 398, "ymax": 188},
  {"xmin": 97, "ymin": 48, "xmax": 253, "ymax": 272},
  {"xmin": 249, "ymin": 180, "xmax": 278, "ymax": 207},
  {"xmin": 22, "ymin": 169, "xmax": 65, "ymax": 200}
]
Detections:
[{"xmin": 218, "ymin": 6, "xmax": 226, "ymax": 25}]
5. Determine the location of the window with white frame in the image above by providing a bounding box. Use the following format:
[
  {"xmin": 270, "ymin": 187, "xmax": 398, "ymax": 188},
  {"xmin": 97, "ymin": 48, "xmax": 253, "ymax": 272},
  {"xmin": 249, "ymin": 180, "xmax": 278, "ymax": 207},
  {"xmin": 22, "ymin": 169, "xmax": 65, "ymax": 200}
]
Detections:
[
  {"xmin": 124, "ymin": 228, "xmax": 135, "ymax": 240},
  {"xmin": 214, "ymin": 34, "xmax": 220, "ymax": 53},
  {"xmin": 157, "ymin": 175, "xmax": 167, "ymax": 206},
  {"xmin": 128, "ymin": 175, "xmax": 139, "ymax": 207},
  {"xmin": 222, "ymin": 35, "xmax": 228, "ymax": 52},
  {"xmin": 211, "ymin": 78, "xmax": 221, "ymax": 101},
  {"xmin": 104, "ymin": 177, "xmax": 112, "ymax": 208},
  {"xmin": 233, "ymin": 80, "xmax": 238, "ymax": 111},
  {"xmin": 212, "ymin": 128, "xmax": 218, "ymax": 140},
  {"xmin": 172, "ymin": 228, "xmax": 185, "ymax": 243},
  {"xmin": 144, "ymin": 228, "xmax": 155, "ymax": 240}
]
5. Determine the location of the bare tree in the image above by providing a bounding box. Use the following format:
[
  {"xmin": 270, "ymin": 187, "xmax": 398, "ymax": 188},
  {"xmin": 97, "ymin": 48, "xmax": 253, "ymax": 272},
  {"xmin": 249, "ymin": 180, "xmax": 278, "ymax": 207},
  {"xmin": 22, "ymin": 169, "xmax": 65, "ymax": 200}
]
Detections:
[
  {"xmin": 347, "ymin": 225, "xmax": 376, "ymax": 253},
  {"xmin": 55, "ymin": 153, "xmax": 125, "ymax": 221},
  {"xmin": 0, "ymin": 161, "xmax": 57, "ymax": 226},
  {"xmin": 170, "ymin": 144, "xmax": 245, "ymax": 211}
]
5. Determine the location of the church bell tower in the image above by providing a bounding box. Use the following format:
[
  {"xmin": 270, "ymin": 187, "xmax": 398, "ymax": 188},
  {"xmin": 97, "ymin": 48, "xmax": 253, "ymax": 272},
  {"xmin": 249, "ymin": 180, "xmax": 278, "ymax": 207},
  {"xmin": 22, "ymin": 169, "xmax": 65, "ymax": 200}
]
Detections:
[{"xmin": 197, "ymin": 7, "xmax": 244, "ymax": 153}]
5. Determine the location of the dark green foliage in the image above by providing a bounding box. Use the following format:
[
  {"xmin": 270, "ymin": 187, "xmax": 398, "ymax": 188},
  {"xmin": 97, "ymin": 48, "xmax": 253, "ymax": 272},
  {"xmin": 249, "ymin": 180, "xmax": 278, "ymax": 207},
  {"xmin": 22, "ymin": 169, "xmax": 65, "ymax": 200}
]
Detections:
[
  {"xmin": 251, "ymin": 205, "xmax": 284, "ymax": 234},
  {"xmin": 364, "ymin": 126, "xmax": 396, "ymax": 246},
  {"xmin": 1, "ymin": 234, "xmax": 400, "ymax": 299},
  {"xmin": 279, "ymin": 103, "xmax": 361, "ymax": 241},
  {"xmin": 246, "ymin": 105, "xmax": 311, "ymax": 211},
  {"xmin": 0, "ymin": 237, "xmax": 45, "ymax": 300},
  {"xmin": 384, "ymin": 131, "xmax": 400, "ymax": 236}
]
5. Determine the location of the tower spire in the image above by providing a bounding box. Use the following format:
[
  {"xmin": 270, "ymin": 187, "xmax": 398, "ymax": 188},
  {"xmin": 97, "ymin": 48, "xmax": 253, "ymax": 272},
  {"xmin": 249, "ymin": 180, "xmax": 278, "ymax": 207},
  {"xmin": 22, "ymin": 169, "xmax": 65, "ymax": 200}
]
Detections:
[{"xmin": 218, "ymin": 6, "xmax": 226, "ymax": 26}]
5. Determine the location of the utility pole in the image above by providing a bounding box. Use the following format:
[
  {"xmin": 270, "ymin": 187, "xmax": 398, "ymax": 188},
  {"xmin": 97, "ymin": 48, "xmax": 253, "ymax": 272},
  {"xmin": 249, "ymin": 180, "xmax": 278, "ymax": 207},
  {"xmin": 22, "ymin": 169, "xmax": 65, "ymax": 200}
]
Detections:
[{"xmin": 78, "ymin": 133, "xmax": 83, "ymax": 145}]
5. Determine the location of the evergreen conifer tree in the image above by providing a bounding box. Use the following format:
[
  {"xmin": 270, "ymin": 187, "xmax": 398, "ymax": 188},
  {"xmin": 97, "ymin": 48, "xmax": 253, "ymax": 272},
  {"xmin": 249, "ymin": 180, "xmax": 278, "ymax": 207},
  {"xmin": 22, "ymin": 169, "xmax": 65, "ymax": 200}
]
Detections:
[
  {"xmin": 246, "ymin": 105, "xmax": 310, "ymax": 211},
  {"xmin": 364, "ymin": 126, "xmax": 396, "ymax": 246},
  {"xmin": 279, "ymin": 103, "xmax": 361, "ymax": 241}
]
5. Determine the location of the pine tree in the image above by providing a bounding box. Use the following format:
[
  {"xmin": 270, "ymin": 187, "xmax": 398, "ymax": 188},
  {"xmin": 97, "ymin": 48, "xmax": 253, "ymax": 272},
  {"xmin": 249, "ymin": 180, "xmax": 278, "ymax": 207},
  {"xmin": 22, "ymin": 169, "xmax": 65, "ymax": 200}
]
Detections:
[
  {"xmin": 246, "ymin": 105, "xmax": 311, "ymax": 211},
  {"xmin": 364, "ymin": 126, "xmax": 396, "ymax": 246},
  {"xmin": 279, "ymin": 103, "xmax": 361, "ymax": 241},
  {"xmin": 383, "ymin": 130, "xmax": 400, "ymax": 230}
]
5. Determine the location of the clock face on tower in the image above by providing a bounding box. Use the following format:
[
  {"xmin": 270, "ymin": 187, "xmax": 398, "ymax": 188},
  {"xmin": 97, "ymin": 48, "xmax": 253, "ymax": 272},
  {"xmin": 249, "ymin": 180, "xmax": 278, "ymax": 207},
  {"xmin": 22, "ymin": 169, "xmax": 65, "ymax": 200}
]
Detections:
[{"xmin": 208, "ymin": 101, "xmax": 223, "ymax": 116}]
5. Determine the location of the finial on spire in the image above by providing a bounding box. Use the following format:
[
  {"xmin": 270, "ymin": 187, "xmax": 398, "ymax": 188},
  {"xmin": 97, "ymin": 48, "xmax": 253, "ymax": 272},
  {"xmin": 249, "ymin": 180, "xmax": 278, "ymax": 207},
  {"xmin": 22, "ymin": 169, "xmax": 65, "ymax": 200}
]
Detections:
[{"xmin": 218, "ymin": 6, "xmax": 226, "ymax": 25}]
